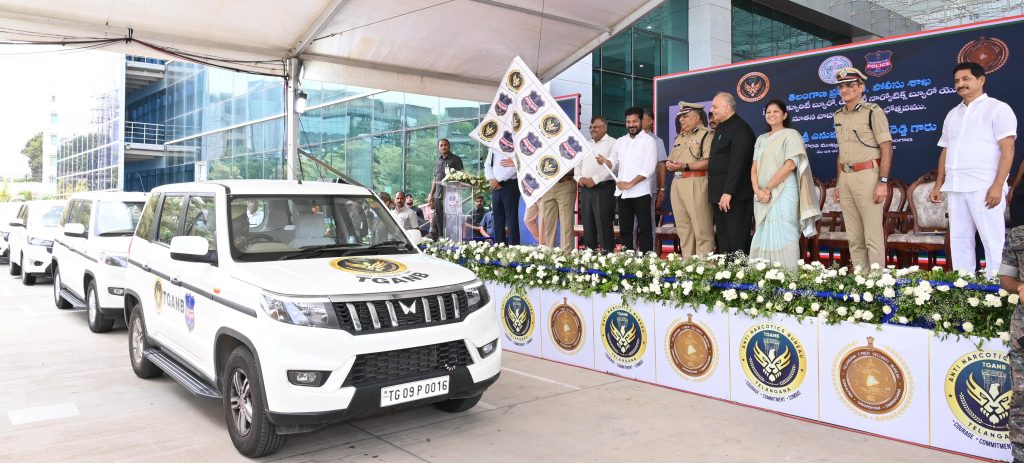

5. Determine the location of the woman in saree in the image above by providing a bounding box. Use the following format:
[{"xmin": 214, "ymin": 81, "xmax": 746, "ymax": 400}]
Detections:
[{"xmin": 749, "ymin": 99, "xmax": 821, "ymax": 268}]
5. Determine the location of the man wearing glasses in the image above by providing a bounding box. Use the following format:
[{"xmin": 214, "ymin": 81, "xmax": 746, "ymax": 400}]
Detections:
[
  {"xmin": 832, "ymin": 67, "xmax": 893, "ymax": 270},
  {"xmin": 666, "ymin": 102, "xmax": 715, "ymax": 258},
  {"xmin": 575, "ymin": 116, "xmax": 617, "ymax": 251}
]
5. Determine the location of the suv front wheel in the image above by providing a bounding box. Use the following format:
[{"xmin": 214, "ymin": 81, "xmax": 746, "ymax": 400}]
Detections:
[
  {"xmin": 20, "ymin": 255, "xmax": 35, "ymax": 285},
  {"xmin": 128, "ymin": 306, "xmax": 162, "ymax": 379},
  {"xmin": 87, "ymin": 281, "xmax": 114, "ymax": 333},
  {"xmin": 52, "ymin": 265, "xmax": 72, "ymax": 309},
  {"xmin": 223, "ymin": 346, "xmax": 284, "ymax": 458}
]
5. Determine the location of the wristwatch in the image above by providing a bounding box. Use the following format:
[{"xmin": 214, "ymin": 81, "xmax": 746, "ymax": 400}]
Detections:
[
  {"xmin": 879, "ymin": 176, "xmax": 889, "ymax": 184},
  {"xmin": 683, "ymin": 163, "xmax": 690, "ymax": 172}
]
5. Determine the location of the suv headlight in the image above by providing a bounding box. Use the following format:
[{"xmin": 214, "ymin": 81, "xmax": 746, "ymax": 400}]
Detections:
[
  {"xmin": 464, "ymin": 279, "xmax": 490, "ymax": 312},
  {"xmin": 0, "ymin": 231, "xmax": 9, "ymax": 240},
  {"xmin": 260, "ymin": 293, "xmax": 337, "ymax": 329},
  {"xmin": 28, "ymin": 236, "xmax": 53, "ymax": 247},
  {"xmin": 100, "ymin": 252, "xmax": 127, "ymax": 268}
]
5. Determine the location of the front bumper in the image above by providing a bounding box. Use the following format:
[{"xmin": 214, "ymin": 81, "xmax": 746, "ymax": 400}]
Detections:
[
  {"xmin": 94, "ymin": 266, "xmax": 129, "ymax": 315},
  {"xmin": 21, "ymin": 245, "xmax": 52, "ymax": 276}
]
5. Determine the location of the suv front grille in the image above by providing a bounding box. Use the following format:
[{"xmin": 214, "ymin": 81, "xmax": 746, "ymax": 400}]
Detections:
[
  {"xmin": 342, "ymin": 340, "xmax": 473, "ymax": 388},
  {"xmin": 333, "ymin": 290, "xmax": 469, "ymax": 334}
]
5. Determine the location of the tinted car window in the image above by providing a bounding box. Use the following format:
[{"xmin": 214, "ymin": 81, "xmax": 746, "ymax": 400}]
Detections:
[
  {"xmin": 156, "ymin": 196, "xmax": 185, "ymax": 245},
  {"xmin": 135, "ymin": 195, "xmax": 160, "ymax": 241}
]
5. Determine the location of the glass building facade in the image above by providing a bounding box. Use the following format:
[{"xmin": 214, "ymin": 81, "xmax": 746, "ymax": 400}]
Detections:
[{"xmin": 731, "ymin": 0, "xmax": 850, "ymax": 62}]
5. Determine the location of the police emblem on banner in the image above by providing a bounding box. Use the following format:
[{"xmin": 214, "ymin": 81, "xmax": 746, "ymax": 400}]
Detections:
[
  {"xmin": 184, "ymin": 292, "xmax": 196, "ymax": 332},
  {"xmin": 819, "ymin": 55, "xmax": 853, "ymax": 84},
  {"xmin": 736, "ymin": 72, "xmax": 770, "ymax": 103},
  {"xmin": 666, "ymin": 314, "xmax": 718, "ymax": 380},
  {"xmin": 521, "ymin": 173, "xmax": 540, "ymax": 197},
  {"xmin": 506, "ymin": 69, "xmax": 525, "ymax": 92},
  {"xmin": 834, "ymin": 337, "xmax": 910, "ymax": 417},
  {"xmin": 600, "ymin": 304, "xmax": 648, "ymax": 369},
  {"xmin": 521, "ymin": 90, "xmax": 546, "ymax": 115},
  {"xmin": 945, "ymin": 350, "xmax": 1011, "ymax": 444},
  {"xmin": 537, "ymin": 155, "xmax": 561, "ymax": 179},
  {"xmin": 330, "ymin": 257, "xmax": 408, "ymax": 275},
  {"xmin": 519, "ymin": 132, "xmax": 543, "ymax": 156},
  {"xmin": 501, "ymin": 291, "xmax": 535, "ymax": 346},
  {"xmin": 958, "ymin": 36, "xmax": 1010, "ymax": 74},
  {"xmin": 739, "ymin": 322, "xmax": 807, "ymax": 398},
  {"xmin": 495, "ymin": 93, "xmax": 513, "ymax": 116},
  {"xmin": 540, "ymin": 114, "xmax": 563, "ymax": 138},
  {"xmin": 479, "ymin": 119, "xmax": 499, "ymax": 142},
  {"xmin": 499, "ymin": 130, "xmax": 515, "ymax": 153},
  {"xmin": 549, "ymin": 297, "xmax": 585, "ymax": 354},
  {"xmin": 559, "ymin": 136, "xmax": 583, "ymax": 161},
  {"xmin": 864, "ymin": 50, "xmax": 894, "ymax": 77},
  {"xmin": 512, "ymin": 111, "xmax": 523, "ymax": 133}
]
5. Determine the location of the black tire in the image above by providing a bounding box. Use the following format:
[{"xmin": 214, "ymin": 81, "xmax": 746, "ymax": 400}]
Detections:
[
  {"xmin": 87, "ymin": 280, "xmax": 114, "ymax": 333},
  {"xmin": 21, "ymin": 256, "xmax": 35, "ymax": 286},
  {"xmin": 223, "ymin": 346, "xmax": 284, "ymax": 458},
  {"xmin": 128, "ymin": 306, "xmax": 162, "ymax": 379},
  {"xmin": 434, "ymin": 393, "xmax": 483, "ymax": 413},
  {"xmin": 10, "ymin": 253, "xmax": 21, "ymax": 275},
  {"xmin": 52, "ymin": 265, "xmax": 72, "ymax": 309}
]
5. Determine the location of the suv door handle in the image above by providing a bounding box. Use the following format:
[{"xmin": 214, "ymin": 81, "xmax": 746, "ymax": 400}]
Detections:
[
  {"xmin": 170, "ymin": 277, "xmax": 181, "ymax": 286},
  {"xmin": 142, "ymin": 264, "xmax": 151, "ymax": 272}
]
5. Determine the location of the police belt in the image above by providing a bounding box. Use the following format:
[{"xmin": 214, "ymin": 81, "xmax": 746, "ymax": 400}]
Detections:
[
  {"xmin": 840, "ymin": 159, "xmax": 877, "ymax": 173},
  {"xmin": 498, "ymin": 178, "xmax": 516, "ymax": 185},
  {"xmin": 673, "ymin": 171, "xmax": 707, "ymax": 178}
]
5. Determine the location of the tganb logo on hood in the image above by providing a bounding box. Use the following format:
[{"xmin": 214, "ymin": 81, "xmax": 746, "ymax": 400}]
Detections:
[{"xmin": 329, "ymin": 257, "xmax": 430, "ymax": 284}]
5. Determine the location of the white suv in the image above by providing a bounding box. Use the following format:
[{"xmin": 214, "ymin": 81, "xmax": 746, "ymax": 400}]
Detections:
[
  {"xmin": 52, "ymin": 192, "xmax": 147, "ymax": 332},
  {"xmin": 123, "ymin": 180, "xmax": 500, "ymax": 457},
  {"xmin": 0, "ymin": 201, "xmax": 22, "ymax": 263},
  {"xmin": 8, "ymin": 200, "xmax": 65, "ymax": 285}
]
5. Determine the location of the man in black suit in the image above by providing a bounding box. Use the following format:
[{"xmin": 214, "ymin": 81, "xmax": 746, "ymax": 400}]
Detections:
[{"xmin": 707, "ymin": 92, "xmax": 755, "ymax": 254}]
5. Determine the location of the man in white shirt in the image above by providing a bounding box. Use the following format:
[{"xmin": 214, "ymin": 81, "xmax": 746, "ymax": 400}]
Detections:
[
  {"xmin": 392, "ymin": 191, "xmax": 419, "ymax": 230},
  {"xmin": 643, "ymin": 109, "xmax": 669, "ymax": 210},
  {"xmin": 930, "ymin": 61, "xmax": 1017, "ymax": 277},
  {"xmin": 485, "ymin": 149, "xmax": 521, "ymax": 245},
  {"xmin": 575, "ymin": 115, "xmax": 617, "ymax": 251},
  {"xmin": 596, "ymin": 107, "xmax": 658, "ymax": 253}
]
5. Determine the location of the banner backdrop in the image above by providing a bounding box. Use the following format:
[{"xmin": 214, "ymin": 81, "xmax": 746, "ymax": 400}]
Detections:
[
  {"xmin": 729, "ymin": 311, "xmax": 819, "ymax": 420},
  {"xmin": 654, "ymin": 16, "xmax": 1024, "ymax": 184},
  {"xmin": 538, "ymin": 289, "xmax": 596, "ymax": 370},
  {"xmin": 653, "ymin": 303, "xmax": 731, "ymax": 400},
  {"xmin": 930, "ymin": 335, "xmax": 1012, "ymax": 461},
  {"xmin": 592, "ymin": 293, "xmax": 658, "ymax": 383},
  {"xmin": 818, "ymin": 322, "xmax": 930, "ymax": 445}
]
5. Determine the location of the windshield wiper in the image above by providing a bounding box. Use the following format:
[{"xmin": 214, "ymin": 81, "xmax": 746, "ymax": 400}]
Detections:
[
  {"xmin": 367, "ymin": 240, "xmax": 413, "ymax": 251},
  {"xmin": 97, "ymin": 230, "xmax": 135, "ymax": 237},
  {"xmin": 277, "ymin": 244, "xmax": 360, "ymax": 260}
]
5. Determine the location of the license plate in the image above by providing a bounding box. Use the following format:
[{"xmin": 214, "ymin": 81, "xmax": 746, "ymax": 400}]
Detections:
[{"xmin": 380, "ymin": 376, "xmax": 450, "ymax": 407}]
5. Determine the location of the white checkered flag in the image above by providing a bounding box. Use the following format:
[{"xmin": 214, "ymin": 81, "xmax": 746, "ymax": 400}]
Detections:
[{"xmin": 471, "ymin": 56, "xmax": 592, "ymax": 207}]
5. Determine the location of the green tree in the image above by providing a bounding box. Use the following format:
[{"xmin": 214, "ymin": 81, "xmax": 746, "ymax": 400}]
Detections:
[
  {"xmin": 18, "ymin": 191, "xmax": 33, "ymax": 201},
  {"xmin": 21, "ymin": 132, "xmax": 43, "ymax": 181},
  {"xmin": 0, "ymin": 181, "xmax": 10, "ymax": 202}
]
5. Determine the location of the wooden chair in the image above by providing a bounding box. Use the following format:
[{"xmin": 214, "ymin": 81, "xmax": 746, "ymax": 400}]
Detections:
[
  {"xmin": 655, "ymin": 210, "xmax": 680, "ymax": 255},
  {"xmin": 812, "ymin": 178, "xmax": 847, "ymax": 266},
  {"xmin": 886, "ymin": 170, "xmax": 950, "ymax": 269}
]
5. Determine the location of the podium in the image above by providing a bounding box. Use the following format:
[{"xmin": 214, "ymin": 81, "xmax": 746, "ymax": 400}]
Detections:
[{"xmin": 442, "ymin": 181, "xmax": 474, "ymax": 242}]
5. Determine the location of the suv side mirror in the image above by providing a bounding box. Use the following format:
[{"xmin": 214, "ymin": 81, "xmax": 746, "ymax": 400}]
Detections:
[
  {"xmin": 64, "ymin": 223, "xmax": 87, "ymax": 238},
  {"xmin": 9, "ymin": 219, "xmax": 24, "ymax": 228},
  {"xmin": 169, "ymin": 236, "xmax": 217, "ymax": 265},
  {"xmin": 404, "ymin": 228, "xmax": 423, "ymax": 246}
]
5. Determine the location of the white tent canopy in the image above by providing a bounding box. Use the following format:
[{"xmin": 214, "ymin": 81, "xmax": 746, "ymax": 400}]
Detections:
[{"xmin": 0, "ymin": 0, "xmax": 663, "ymax": 100}]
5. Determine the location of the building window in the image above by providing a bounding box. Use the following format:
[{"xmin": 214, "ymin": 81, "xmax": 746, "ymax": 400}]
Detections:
[
  {"xmin": 50, "ymin": 113, "xmax": 58, "ymax": 124},
  {"xmin": 731, "ymin": 0, "xmax": 850, "ymax": 62}
]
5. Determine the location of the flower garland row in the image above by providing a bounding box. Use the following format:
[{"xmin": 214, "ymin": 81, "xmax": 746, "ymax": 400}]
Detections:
[
  {"xmin": 441, "ymin": 167, "xmax": 490, "ymax": 190},
  {"xmin": 422, "ymin": 239, "xmax": 1016, "ymax": 342}
]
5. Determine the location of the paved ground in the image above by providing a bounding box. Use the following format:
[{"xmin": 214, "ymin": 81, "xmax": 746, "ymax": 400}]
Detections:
[{"xmin": 0, "ymin": 264, "xmax": 985, "ymax": 463}]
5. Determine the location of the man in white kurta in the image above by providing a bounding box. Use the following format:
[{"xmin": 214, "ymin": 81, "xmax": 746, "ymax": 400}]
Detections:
[
  {"xmin": 931, "ymin": 61, "xmax": 1018, "ymax": 278},
  {"xmin": 596, "ymin": 107, "xmax": 659, "ymax": 253}
]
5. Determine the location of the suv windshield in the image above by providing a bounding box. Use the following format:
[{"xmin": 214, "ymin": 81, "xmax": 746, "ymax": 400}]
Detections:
[
  {"xmin": 30, "ymin": 205, "xmax": 64, "ymax": 228},
  {"xmin": 96, "ymin": 201, "xmax": 145, "ymax": 236},
  {"xmin": 229, "ymin": 195, "xmax": 414, "ymax": 261}
]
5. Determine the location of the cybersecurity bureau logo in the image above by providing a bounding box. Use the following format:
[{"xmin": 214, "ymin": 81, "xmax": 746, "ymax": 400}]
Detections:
[
  {"xmin": 549, "ymin": 298, "xmax": 585, "ymax": 354},
  {"xmin": 835, "ymin": 337, "xmax": 909, "ymax": 416},
  {"xmin": 739, "ymin": 322, "xmax": 807, "ymax": 398},
  {"xmin": 502, "ymin": 291, "xmax": 535, "ymax": 346},
  {"xmin": 537, "ymin": 155, "xmax": 561, "ymax": 179},
  {"xmin": 864, "ymin": 50, "xmax": 894, "ymax": 77},
  {"xmin": 666, "ymin": 314, "xmax": 717, "ymax": 380},
  {"xmin": 479, "ymin": 119, "xmax": 499, "ymax": 142},
  {"xmin": 540, "ymin": 114, "xmax": 563, "ymax": 138},
  {"xmin": 600, "ymin": 304, "xmax": 648, "ymax": 369},
  {"xmin": 958, "ymin": 36, "xmax": 1009, "ymax": 74},
  {"xmin": 736, "ymin": 72, "xmax": 770, "ymax": 103},
  {"xmin": 945, "ymin": 350, "xmax": 1011, "ymax": 443},
  {"xmin": 819, "ymin": 55, "xmax": 853, "ymax": 85},
  {"xmin": 506, "ymin": 69, "xmax": 525, "ymax": 92}
]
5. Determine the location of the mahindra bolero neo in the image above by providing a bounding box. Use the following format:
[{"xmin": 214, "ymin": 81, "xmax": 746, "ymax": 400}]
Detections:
[{"xmin": 123, "ymin": 180, "xmax": 500, "ymax": 457}]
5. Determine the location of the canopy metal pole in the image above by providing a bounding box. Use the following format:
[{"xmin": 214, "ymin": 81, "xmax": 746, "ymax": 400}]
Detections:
[{"xmin": 285, "ymin": 57, "xmax": 300, "ymax": 181}]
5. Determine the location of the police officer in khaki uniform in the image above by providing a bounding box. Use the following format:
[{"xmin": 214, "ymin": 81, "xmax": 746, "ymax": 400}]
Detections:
[
  {"xmin": 666, "ymin": 102, "xmax": 715, "ymax": 257},
  {"xmin": 997, "ymin": 225, "xmax": 1024, "ymax": 462},
  {"xmin": 832, "ymin": 67, "xmax": 893, "ymax": 270}
]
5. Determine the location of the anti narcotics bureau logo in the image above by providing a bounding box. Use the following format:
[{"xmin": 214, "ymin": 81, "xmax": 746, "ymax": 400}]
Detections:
[
  {"xmin": 739, "ymin": 322, "xmax": 807, "ymax": 399},
  {"xmin": 945, "ymin": 350, "xmax": 1011, "ymax": 444},
  {"xmin": 834, "ymin": 337, "xmax": 909, "ymax": 417},
  {"xmin": 666, "ymin": 314, "xmax": 717, "ymax": 380},
  {"xmin": 549, "ymin": 297, "xmax": 585, "ymax": 354},
  {"xmin": 501, "ymin": 291, "xmax": 535, "ymax": 346},
  {"xmin": 505, "ymin": 69, "xmax": 525, "ymax": 92},
  {"xmin": 331, "ymin": 257, "xmax": 407, "ymax": 275},
  {"xmin": 537, "ymin": 155, "xmax": 561, "ymax": 179},
  {"xmin": 478, "ymin": 119, "xmax": 499, "ymax": 142},
  {"xmin": 736, "ymin": 72, "xmax": 770, "ymax": 103},
  {"xmin": 600, "ymin": 304, "xmax": 647, "ymax": 369},
  {"xmin": 540, "ymin": 114, "xmax": 563, "ymax": 138}
]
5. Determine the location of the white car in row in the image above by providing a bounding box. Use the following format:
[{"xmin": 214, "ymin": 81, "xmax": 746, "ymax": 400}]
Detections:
[
  {"xmin": 0, "ymin": 201, "xmax": 22, "ymax": 263},
  {"xmin": 52, "ymin": 192, "xmax": 147, "ymax": 332},
  {"xmin": 8, "ymin": 200, "xmax": 65, "ymax": 285}
]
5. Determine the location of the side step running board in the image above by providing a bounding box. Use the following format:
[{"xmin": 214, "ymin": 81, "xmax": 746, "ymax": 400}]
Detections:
[
  {"xmin": 60, "ymin": 289, "xmax": 87, "ymax": 308},
  {"xmin": 144, "ymin": 348, "xmax": 222, "ymax": 399}
]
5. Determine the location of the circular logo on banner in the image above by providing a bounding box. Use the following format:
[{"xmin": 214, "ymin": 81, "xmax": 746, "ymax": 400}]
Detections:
[
  {"xmin": 501, "ymin": 292, "xmax": 535, "ymax": 345},
  {"xmin": 540, "ymin": 114, "xmax": 563, "ymax": 138},
  {"xmin": 330, "ymin": 257, "xmax": 407, "ymax": 275},
  {"xmin": 819, "ymin": 55, "xmax": 853, "ymax": 84},
  {"xmin": 549, "ymin": 297, "xmax": 585, "ymax": 354},
  {"xmin": 835, "ymin": 337, "xmax": 909, "ymax": 416},
  {"xmin": 506, "ymin": 69, "xmax": 525, "ymax": 92},
  {"xmin": 666, "ymin": 314, "xmax": 717, "ymax": 380},
  {"xmin": 512, "ymin": 111, "xmax": 523, "ymax": 133},
  {"xmin": 736, "ymin": 72, "xmax": 770, "ymax": 103},
  {"xmin": 600, "ymin": 304, "xmax": 648, "ymax": 369},
  {"xmin": 945, "ymin": 350, "xmax": 1011, "ymax": 442},
  {"xmin": 153, "ymin": 280, "xmax": 164, "ymax": 314},
  {"xmin": 958, "ymin": 37, "xmax": 1010, "ymax": 74},
  {"xmin": 537, "ymin": 155, "xmax": 561, "ymax": 179},
  {"xmin": 479, "ymin": 120, "xmax": 499, "ymax": 142},
  {"xmin": 739, "ymin": 322, "xmax": 807, "ymax": 396}
]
